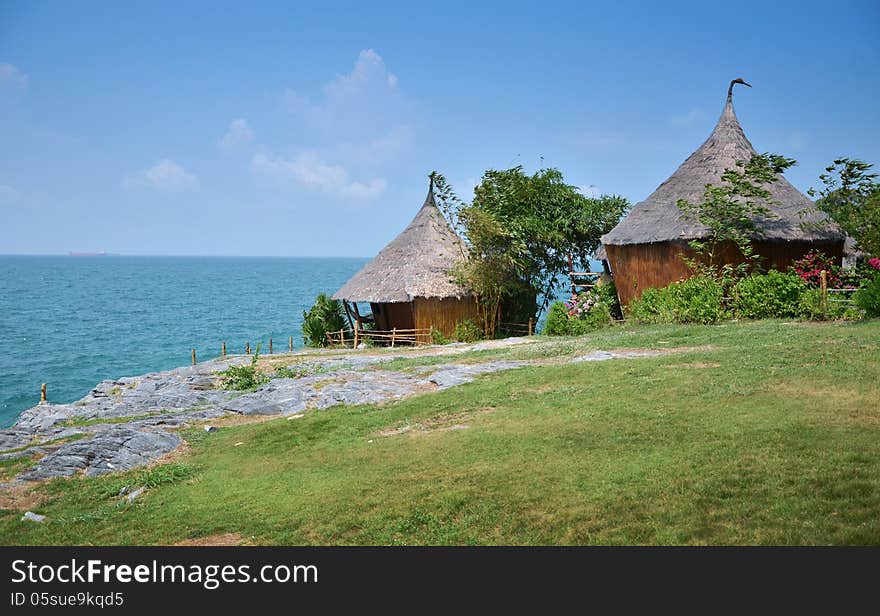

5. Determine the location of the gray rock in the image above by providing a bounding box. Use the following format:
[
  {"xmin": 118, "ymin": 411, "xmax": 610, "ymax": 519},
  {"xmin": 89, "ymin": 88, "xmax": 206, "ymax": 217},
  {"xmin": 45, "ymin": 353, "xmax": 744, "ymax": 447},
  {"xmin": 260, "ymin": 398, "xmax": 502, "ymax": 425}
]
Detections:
[
  {"xmin": 22, "ymin": 511, "xmax": 46, "ymax": 523},
  {"xmin": 426, "ymin": 361, "xmax": 526, "ymax": 389},
  {"xmin": 569, "ymin": 349, "xmax": 665, "ymax": 363},
  {"xmin": 126, "ymin": 486, "xmax": 145, "ymax": 503},
  {"xmin": 18, "ymin": 427, "xmax": 182, "ymax": 480},
  {"xmin": 0, "ymin": 430, "xmax": 32, "ymax": 453},
  {"xmin": 203, "ymin": 425, "xmax": 218, "ymax": 433}
]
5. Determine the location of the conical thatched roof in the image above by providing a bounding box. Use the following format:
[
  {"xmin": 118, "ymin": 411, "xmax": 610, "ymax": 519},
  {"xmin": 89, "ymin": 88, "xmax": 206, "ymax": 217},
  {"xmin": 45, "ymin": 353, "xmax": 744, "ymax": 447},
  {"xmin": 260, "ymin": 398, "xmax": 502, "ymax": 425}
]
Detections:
[
  {"xmin": 332, "ymin": 181, "xmax": 470, "ymax": 303},
  {"xmin": 602, "ymin": 80, "xmax": 843, "ymax": 246}
]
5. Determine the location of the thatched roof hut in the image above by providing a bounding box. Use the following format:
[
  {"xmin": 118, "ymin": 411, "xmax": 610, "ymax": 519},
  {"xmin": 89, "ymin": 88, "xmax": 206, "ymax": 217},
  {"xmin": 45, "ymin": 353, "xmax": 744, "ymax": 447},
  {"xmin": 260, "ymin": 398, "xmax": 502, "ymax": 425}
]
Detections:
[
  {"xmin": 601, "ymin": 79, "xmax": 844, "ymax": 305},
  {"xmin": 333, "ymin": 179, "xmax": 478, "ymax": 340}
]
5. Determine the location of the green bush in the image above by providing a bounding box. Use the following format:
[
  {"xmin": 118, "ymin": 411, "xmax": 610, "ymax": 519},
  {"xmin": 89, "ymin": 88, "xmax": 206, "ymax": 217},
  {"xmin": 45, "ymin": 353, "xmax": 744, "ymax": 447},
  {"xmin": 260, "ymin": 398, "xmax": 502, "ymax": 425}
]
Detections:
[
  {"xmin": 454, "ymin": 319, "xmax": 483, "ymax": 343},
  {"xmin": 733, "ymin": 271, "xmax": 806, "ymax": 319},
  {"xmin": 628, "ymin": 276, "xmax": 727, "ymax": 324},
  {"xmin": 302, "ymin": 293, "xmax": 348, "ymax": 348},
  {"xmin": 430, "ymin": 326, "xmax": 451, "ymax": 345},
  {"xmin": 543, "ymin": 294, "xmax": 612, "ymax": 336},
  {"xmin": 854, "ymin": 273, "xmax": 880, "ymax": 317},
  {"xmin": 220, "ymin": 347, "xmax": 268, "ymax": 391}
]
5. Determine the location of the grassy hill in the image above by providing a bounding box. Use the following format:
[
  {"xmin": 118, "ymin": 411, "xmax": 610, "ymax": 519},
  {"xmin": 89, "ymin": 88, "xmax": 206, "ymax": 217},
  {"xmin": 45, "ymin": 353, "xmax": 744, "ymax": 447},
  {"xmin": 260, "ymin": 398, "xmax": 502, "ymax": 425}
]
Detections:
[{"xmin": 2, "ymin": 319, "xmax": 879, "ymax": 545}]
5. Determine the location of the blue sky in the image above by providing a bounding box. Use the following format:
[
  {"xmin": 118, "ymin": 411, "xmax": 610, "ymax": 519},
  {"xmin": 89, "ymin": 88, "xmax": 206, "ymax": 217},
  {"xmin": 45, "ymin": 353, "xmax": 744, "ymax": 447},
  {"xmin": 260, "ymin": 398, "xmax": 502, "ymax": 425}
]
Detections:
[{"xmin": 1, "ymin": 0, "xmax": 878, "ymax": 256}]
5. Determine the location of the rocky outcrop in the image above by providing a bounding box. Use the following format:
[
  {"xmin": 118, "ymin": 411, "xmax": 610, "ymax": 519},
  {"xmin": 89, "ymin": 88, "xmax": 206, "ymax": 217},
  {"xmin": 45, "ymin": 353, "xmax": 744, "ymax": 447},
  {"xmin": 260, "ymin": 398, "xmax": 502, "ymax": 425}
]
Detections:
[
  {"xmin": 1, "ymin": 338, "xmax": 544, "ymax": 483},
  {"xmin": 18, "ymin": 427, "xmax": 182, "ymax": 480}
]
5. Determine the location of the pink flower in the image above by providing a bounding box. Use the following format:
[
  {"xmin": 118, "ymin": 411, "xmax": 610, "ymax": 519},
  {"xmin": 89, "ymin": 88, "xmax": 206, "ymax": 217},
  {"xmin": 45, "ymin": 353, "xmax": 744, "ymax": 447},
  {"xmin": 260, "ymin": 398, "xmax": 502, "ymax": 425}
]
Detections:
[{"xmin": 869, "ymin": 257, "xmax": 880, "ymax": 271}]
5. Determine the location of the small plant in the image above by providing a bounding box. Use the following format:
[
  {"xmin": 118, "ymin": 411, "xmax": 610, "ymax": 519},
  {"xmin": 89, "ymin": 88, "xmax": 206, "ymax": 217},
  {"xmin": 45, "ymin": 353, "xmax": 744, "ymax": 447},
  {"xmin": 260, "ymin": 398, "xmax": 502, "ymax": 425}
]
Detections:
[
  {"xmin": 220, "ymin": 343, "xmax": 268, "ymax": 391},
  {"xmin": 628, "ymin": 276, "xmax": 727, "ymax": 324},
  {"xmin": 454, "ymin": 319, "xmax": 483, "ymax": 343},
  {"xmin": 302, "ymin": 293, "xmax": 349, "ymax": 348},
  {"xmin": 854, "ymin": 272, "xmax": 880, "ymax": 317},
  {"xmin": 733, "ymin": 271, "xmax": 807, "ymax": 319},
  {"xmin": 430, "ymin": 326, "xmax": 450, "ymax": 345}
]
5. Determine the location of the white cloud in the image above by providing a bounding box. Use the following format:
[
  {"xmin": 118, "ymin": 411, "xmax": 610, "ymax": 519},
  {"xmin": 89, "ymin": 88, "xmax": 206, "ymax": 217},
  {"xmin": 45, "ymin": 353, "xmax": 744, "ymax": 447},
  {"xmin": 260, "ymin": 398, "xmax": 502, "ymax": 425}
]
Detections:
[
  {"xmin": 280, "ymin": 49, "xmax": 410, "ymax": 149},
  {"xmin": 123, "ymin": 159, "xmax": 199, "ymax": 191},
  {"xmin": 338, "ymin": 126, "xmax": 411, "ymax": 162},
  {"xmin": 252, "ymin": 151, "xmax": 386, "ymax": 200},
  {"xmin": 324, "ymin": 49, "xmax": 398, "ymax": 99},
  {"xmin": 0, "ymin": 63, "xmax": 28, "ymax": 90},
  {"xmin": 218, "ymin": 119, "xmax": 254, "ymax": 150}
]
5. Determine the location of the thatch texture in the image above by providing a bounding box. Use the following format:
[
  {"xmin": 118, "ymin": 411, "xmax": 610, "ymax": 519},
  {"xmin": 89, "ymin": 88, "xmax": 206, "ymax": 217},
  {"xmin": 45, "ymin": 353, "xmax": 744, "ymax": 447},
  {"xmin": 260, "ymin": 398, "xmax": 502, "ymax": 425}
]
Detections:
[
  {"xmin": 333, "ymin": 182, "xmax": 470, "ymax": 303},
  {"xmin": 601, "ymin": 82, "xmax": 843, "ymax": 246}
]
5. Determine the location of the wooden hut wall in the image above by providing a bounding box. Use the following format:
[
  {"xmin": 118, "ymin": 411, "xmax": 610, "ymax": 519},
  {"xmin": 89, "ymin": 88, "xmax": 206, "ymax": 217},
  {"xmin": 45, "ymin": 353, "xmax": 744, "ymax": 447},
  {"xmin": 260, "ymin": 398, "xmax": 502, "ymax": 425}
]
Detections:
[
  {"xmin": 607, "ymin": 239, "xmax": 844, "ymax": 306},
  {"xmin": 369, "ymin": 301, "xmax": 415, "ymax": 332},
  {"xmin": 413, "ymin": 297, "xmax": 480, "ymax": 338}
]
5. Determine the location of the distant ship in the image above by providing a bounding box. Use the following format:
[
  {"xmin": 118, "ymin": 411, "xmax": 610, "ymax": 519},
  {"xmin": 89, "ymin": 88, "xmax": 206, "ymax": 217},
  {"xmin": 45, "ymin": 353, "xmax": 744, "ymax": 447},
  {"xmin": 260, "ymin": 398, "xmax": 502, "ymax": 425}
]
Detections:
[{"xmin": 68, "ymin": 250, "xmax": 113, "ymax": 256}]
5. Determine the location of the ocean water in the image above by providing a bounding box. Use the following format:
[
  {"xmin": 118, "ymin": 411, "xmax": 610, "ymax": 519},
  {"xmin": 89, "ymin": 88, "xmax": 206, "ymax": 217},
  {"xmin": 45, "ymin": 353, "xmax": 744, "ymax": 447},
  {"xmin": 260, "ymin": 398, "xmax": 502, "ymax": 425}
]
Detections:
[{"xmin": 0, "ymin": 256, "xmax": 367, "ymax": 427}]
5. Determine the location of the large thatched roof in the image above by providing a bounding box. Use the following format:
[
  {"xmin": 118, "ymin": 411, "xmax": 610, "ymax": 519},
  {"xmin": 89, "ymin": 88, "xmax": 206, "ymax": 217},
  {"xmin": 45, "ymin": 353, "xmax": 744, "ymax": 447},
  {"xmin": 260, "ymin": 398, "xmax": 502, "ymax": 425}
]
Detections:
[
  {"xmin": 602, "ymin": 80, "xmax": 843, "ymax": 246},
  {"xmin": 332, "ymin": 181, "xmax": 470, "ymax": 303}
]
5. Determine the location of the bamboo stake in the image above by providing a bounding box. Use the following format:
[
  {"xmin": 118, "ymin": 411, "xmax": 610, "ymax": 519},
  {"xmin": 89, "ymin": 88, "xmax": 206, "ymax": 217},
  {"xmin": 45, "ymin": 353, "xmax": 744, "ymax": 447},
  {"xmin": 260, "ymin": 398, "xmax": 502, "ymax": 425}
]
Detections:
[
  {"xmin": 289, "ymin": 336, "xmax": 293, "ymax": 352},
  {"xmin": 528, "ymin": 317, "xmax": 534, "ymax": 336},
  {"xmin": 354, "ymin": 316, "xmax": 361, "ymax": 348},
  {"xmin": 269, "ymin": 338, "xmax": 273, "ymax": 354},
  {"xmin": 246, "ymin": 342, "xmax": 251, "ymax": 355},
  {"xmin": 40, "ymin": 383, "xmax": 47, "ymax": 405},
  {"xmin": 340, "ymin": 328, "xmax": 345, "ymax": 347},
  {"xmin": 391, "ymin": 327, "xmax": 397, "ymax": 348},
  {"xmin": 820, "ymin": 270, "xmax": 828, "ymax": 316},
  {"xmin": 191, "ymin": 348, "xmax": 197, "ymax": 365},
  {"xmin": 222, "ymin": 341, "xmax": 226, "ymax": 357}
]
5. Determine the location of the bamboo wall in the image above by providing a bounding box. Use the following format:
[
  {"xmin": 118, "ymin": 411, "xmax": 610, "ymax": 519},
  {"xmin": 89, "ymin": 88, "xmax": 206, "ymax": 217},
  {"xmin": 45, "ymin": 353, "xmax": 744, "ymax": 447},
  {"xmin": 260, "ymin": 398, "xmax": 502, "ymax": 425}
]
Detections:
[
  {"xmin": 607, "ymin": 239, "xmax": 844, "ymax": 306},
  {"xmin": 413, "ymin": 296, "xmax": 480, "ymax": 339}
]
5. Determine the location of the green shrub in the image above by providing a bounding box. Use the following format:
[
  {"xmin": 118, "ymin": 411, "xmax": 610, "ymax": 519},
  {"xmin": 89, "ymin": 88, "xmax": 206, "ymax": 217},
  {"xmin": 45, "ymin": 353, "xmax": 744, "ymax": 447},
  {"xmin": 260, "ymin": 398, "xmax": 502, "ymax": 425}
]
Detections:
[
  {"xmin": 544, "ymin": 302, "xmax": 574, "ymax": 336},
  {"xmin": 854, "ymin": 273, "xmax": 880, "ymax": 317},
  {"xmin": 628, "ymin": 276, "xmax": 727, "ymax": 324},
  {"xmin": 454, "ymin": 319, "xmax": 483, "ymax": 343},
  {"xmin": 430, "ymin": 326, "xmax": 450, "ymax": 345},
  {"xmin": 302, "ymin": 293, "xmax": 348, "ymax": 348},
  {"xmin": 733, "ymin": 271, "xmax": 806, "ymax": 319},
  {"xmin": 543, "ymin": 292, "xmax": 612, "ymax": 336},
  {"xmin": 220, "ymin": 344, "xmax": 268, "ymax": 390}
]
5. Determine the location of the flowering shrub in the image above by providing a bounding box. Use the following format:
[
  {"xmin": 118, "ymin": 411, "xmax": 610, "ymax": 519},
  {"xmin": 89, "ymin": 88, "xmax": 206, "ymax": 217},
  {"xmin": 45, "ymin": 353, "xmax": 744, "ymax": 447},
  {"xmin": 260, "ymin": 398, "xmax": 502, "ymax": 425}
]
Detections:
[
  {"xmin": 791, "ymin": 250, "xmax": 843, "ymax": 288},
  {"xmin": 544, "ymin": 287, "xmax": 613, "ymax": 336},
  {"xmin": 870, "ymin": 257, "xmax": 880, "ymax": 271}
]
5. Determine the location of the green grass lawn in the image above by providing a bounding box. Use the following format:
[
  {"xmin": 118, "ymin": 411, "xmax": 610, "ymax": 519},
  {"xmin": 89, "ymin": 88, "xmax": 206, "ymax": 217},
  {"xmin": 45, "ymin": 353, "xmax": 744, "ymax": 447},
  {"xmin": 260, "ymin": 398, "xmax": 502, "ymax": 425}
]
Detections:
[{"xmin": 2, "ymin": 319, "xmax": 879, "ymax": 545}]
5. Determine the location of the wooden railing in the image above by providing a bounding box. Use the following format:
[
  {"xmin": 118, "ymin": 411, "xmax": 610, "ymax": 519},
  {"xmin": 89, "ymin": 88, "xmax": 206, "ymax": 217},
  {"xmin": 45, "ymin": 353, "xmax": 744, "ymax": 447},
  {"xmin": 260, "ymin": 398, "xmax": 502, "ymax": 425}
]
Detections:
[{"xmin": 325, "ymin": 327, "xmax": 434, "ymax": 348}]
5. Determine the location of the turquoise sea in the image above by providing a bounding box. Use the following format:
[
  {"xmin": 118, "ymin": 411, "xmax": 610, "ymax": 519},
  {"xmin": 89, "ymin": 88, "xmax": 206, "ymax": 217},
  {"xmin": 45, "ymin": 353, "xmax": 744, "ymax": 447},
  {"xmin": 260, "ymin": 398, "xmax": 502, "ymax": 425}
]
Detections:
[{"xmin": 0, "ymin": 256, "xmax": 367, "ymax": 427}]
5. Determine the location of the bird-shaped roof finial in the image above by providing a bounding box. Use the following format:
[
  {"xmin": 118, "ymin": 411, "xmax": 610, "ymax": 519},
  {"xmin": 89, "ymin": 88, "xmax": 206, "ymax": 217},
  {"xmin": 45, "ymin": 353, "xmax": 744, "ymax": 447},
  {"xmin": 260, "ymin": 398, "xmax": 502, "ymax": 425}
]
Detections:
[{"xmin": 727, "ymin": 77, "xmax": 752, "ymax": 103}]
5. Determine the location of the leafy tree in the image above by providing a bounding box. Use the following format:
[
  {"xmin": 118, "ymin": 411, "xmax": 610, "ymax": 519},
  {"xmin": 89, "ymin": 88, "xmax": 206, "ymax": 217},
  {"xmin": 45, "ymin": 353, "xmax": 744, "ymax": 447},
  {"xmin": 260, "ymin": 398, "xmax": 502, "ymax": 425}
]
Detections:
[
  {"xmin": 808, "ymin": 158, "xmax": 880, "ymax": 257},
  {"xmin": 432, "ymin": 168, "xmax": 627, "ymax": 336},
  {"xmin": 302, "ymin": 293, "xmax": 348, "ymax": 348},
  {"xmin": 677, "ymin": 153, "xmax": 796, "ymax": 280}
]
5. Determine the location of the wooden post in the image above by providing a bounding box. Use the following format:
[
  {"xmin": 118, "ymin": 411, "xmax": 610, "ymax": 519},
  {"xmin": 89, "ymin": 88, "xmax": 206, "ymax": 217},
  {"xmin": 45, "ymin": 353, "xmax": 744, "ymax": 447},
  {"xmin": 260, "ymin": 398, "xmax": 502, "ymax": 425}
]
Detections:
[
  {"xmin": 40, "ymin": 383, "xmax": 47, "ymax": 404},
  {"xmin": 391, "ymin": 327, "xmax": 397, "ymax": 348},
  {"xmin": 191, "ymin": 348, "xmax": 197, "ymax": 365},
  {"xmin": 289, "ymin": 335, "xmax": 293, "ymax": 352},
  {"xmin": 246, "ymin": 342, "xmax": 251, "ymax": 355},
  {"xmin": 340, "ymin": 328, "xmax": 345, "ymax": 347},
  {"xmin": 221, "ymin": 341, "xmax": 226, "ymax": 357},
  {"xmin": 528, "ymin": 317, "xmax": 534, "ymax": 336},
  {"xmin": 354, "ymin": 316, "xmax": 361, "ymax": 348},
  {"xmin": 269, "ymin": 338, "xmax": 273, "ymax": 354},
  {"xmin": 820, "ymin": 270, "xmax": 828, "ymax": 316}
]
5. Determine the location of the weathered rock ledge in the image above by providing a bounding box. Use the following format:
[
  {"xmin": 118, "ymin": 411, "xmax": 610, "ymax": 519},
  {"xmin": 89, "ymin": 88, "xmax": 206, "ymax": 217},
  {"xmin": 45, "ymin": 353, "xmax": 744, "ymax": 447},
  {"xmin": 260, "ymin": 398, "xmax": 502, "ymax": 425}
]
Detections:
[{"xmin": 0, "ymin": 340, "xmax": 536, "ymax": 482}]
